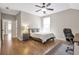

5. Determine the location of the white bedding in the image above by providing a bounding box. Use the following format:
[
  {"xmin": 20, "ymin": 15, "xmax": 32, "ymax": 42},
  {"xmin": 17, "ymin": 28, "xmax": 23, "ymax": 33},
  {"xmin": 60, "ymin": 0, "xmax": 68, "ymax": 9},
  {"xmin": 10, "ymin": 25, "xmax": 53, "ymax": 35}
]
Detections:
[{"xmin": 31, "ymin": 32, "xmax": 55, "ymax": 43}]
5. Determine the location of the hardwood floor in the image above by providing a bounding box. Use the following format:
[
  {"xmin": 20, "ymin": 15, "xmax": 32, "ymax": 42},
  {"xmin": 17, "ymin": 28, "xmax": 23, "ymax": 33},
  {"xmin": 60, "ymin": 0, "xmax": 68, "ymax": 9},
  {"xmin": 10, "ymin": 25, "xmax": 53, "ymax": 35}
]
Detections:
[{"xmin": 0, "ymin": 38, "xmax": 62, "ymax": 55}]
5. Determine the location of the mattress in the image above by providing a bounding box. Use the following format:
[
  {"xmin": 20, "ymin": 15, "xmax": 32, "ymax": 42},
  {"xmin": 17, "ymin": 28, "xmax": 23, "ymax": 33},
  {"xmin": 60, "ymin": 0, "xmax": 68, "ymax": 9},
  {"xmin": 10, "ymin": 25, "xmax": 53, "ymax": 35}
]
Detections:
[{"xmin": 31, "ymin": 32, "xmax": 55, "ymax": 43}]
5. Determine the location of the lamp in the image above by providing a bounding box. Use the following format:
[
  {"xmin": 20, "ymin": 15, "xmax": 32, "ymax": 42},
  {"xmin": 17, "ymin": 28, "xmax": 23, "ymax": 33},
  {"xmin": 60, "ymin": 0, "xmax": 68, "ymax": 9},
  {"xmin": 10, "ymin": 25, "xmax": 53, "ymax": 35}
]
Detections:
[
  {"xmin": 41, "ymin": 8, "xmax": 47, "ymax": 14},
  {"xmin": 41, "ymin": 8, "xmax": 47, "ymax": 11},
  {"xmin": 22, "ymin": 24, "xmax": 29, "ymax": 34}
]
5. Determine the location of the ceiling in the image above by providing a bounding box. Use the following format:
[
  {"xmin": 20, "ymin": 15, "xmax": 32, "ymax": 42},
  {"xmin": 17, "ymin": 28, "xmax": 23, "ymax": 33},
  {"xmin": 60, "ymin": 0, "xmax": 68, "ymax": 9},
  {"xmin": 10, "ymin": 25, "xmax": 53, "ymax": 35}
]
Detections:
[{"xmin": 0, "ymin": 3, "xmax": 79, "ymax": 17}]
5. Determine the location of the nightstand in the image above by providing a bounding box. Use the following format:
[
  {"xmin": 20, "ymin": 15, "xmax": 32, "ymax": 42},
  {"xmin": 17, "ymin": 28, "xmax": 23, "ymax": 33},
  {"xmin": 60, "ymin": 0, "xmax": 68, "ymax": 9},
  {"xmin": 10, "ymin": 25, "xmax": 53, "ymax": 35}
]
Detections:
[{"xmin": 23, "ymin": 33, "xmax": 30, "ymax": 41}]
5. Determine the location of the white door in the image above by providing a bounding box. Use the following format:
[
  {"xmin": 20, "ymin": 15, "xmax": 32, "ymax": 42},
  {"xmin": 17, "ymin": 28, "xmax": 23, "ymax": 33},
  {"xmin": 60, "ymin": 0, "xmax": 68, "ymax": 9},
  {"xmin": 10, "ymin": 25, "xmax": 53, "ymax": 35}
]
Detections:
[{"xmin": 2, "ymin": 19, "xmax": 12, "ymax": 41}]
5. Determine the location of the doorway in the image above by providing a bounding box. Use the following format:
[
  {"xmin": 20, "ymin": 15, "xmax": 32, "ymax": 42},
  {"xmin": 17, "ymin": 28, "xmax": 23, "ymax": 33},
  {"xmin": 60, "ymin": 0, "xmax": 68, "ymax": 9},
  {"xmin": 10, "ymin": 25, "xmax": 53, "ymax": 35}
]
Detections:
[
  {"xmin": 1, "ymin": 19, "xmax": 12, "ymax": 54},
  {"xmin": 2, "ymin": 19, "xmax": 12, "ymax": 41}
]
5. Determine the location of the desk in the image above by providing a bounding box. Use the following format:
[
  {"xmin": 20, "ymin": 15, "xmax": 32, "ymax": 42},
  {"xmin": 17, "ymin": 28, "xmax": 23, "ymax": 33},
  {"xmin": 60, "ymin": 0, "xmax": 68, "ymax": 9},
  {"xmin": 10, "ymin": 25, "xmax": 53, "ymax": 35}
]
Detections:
[
  {"xmin": 74, "ymin": 33, "xmax": 79, "ymax": 45},
  {"xmin": 73, "ymin": 33, "xmax": 79, "ymax": 55}
]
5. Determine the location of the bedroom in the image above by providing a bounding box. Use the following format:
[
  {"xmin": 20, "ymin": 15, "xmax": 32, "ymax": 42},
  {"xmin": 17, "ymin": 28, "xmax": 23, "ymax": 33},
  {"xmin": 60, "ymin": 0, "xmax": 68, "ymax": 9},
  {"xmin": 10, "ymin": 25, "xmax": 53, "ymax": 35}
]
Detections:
[{"xmin": 0, "ymin": 3, "xmax": 79, "ymax": 55}]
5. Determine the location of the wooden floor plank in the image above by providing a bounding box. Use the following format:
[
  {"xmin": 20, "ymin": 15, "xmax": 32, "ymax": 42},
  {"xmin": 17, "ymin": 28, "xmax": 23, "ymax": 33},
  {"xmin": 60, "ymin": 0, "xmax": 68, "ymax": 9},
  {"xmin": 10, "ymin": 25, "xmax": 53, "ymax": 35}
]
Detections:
[{"xmin": 0, "ymin": 38, "xmax": 62, "ymax": 55}]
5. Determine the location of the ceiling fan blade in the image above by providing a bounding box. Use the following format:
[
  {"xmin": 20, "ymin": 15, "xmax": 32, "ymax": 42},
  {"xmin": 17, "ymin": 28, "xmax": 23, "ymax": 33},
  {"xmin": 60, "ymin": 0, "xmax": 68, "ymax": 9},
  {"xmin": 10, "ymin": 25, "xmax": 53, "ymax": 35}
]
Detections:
[
  {"xmin": 46, "ymin": 3, "xmax": 51, "ymax": 7},
  {"xmin": 46, "ymin": 8, "xmax": 54, "ymax": 11},
  {"xmin": 35, "ymin": 9, "xmax": 41, "ymax": 12},
  {"xmin": 35, "ymin": 5, "xmax": 42, "ymax": 8}
]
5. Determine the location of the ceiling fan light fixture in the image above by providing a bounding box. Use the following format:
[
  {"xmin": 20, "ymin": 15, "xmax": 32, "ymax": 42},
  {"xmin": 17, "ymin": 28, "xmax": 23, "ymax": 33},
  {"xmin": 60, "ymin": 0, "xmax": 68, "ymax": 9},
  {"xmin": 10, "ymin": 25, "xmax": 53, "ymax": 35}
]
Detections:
[
  {"xmin": 5, "ymin": 7, "xmax": 9, "ymax": 9},
  {"xmin": 41, "ymin": 8, "xmax": 47, "ymax": 11},
  {"xmin": 35, "ymin": 3, "xmax": 53, "ymax": 14}
]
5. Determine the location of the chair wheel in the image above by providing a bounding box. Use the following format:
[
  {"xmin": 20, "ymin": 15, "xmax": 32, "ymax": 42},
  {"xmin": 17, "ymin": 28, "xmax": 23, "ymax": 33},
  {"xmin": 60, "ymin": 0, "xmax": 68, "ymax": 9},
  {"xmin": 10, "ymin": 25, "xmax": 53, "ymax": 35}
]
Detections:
[{"xmin": 66, "ymin": 50, "xmax": 68, "ymax": 52}]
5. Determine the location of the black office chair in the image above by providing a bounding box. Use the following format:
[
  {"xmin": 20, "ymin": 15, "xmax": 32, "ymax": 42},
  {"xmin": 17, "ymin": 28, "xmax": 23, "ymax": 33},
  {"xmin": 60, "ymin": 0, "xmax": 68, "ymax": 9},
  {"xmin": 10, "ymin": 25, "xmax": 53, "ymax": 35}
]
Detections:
[{"xmin": 63, "ymin": 28, "xmax": 74, "ymax": 53}]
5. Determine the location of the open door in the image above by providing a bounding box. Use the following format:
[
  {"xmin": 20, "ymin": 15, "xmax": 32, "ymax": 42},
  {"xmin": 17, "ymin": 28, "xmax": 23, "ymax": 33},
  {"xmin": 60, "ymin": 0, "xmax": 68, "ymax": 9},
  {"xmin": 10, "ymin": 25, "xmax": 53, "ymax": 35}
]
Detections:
[
  {"xmin": 1, "ymin": 19, "xmax": 12, "ymax": 54},
  {"xmin": 2, "ymin": 19, "xmax": 12, "ymax": 41}
]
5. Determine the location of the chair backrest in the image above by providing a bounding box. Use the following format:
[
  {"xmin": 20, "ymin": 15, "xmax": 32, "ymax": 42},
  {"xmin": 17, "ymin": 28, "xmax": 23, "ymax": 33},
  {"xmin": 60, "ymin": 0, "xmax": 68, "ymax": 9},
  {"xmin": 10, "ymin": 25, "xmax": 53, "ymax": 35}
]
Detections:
[{"xmin": 63, "ymin": 28, "xmax": 74, "ymax": 38}]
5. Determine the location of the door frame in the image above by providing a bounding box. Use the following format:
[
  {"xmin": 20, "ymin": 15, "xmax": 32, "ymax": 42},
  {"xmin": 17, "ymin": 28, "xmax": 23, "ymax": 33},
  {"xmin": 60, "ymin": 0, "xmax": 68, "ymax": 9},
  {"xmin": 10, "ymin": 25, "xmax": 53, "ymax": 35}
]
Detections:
[{"xmin": 1, "ymin": 13, "xmax": 3, "ymax": 54}]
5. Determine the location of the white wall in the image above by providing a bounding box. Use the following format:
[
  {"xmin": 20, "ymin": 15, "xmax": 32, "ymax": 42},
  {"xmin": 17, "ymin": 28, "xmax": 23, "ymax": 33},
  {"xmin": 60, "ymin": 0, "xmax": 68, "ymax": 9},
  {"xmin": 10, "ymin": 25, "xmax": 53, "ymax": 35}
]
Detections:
[
  {"xmin": 16, "ymin": 12, "xmax": 22, "ymax": 40},
  {"xmin": 12, "ymin": 19, "xmax": 17, "ymax": 37},
  {"xmin": 14, "ymin": 11, "xmax": 41, "ymax": 40},
  {"xmin": 2, "ymin": 13, "xmax": 16, "ymax": 20},
  {"xmin": 2, "ymin": 13, "xmax": 17, "ymax": 38},
  {"xmin": 50, "ymin": 9, "xmax": 79, "ymax": 40},
  {"xmin": 21, "ymin": 11, "xmax": 41, "ymax": 29}
]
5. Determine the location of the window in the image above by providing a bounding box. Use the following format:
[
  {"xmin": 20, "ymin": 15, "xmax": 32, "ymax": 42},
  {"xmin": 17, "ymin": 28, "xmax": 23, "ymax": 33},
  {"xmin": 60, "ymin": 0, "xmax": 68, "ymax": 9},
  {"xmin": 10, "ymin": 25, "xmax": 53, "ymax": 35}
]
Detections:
[{"xmin": 43, "ymin": 16, "xmax": 50, "ymax": 32}]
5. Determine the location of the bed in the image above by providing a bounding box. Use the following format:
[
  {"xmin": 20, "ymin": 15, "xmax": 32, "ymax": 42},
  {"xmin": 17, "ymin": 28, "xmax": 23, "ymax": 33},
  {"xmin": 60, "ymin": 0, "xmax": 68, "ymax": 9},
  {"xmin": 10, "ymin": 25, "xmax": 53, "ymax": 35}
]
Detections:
[{"xmin": 30, "ymin": 32, "xmax": 55, "ymax": 43}]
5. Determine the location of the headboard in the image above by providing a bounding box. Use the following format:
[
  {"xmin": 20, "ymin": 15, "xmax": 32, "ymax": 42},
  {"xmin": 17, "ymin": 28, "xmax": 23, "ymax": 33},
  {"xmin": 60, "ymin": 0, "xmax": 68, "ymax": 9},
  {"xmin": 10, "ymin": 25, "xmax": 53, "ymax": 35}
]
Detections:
[{"xmin": 30, "ymin": 28, "xmax": 39, "ymax": 33}]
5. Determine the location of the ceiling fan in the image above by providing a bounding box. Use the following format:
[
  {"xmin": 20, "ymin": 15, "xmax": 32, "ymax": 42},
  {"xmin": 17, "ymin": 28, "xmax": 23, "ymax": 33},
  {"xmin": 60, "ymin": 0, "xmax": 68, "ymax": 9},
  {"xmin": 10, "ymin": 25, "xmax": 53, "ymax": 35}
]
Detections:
[{"xmin": 35, "ymin": 3, "xmax": 54, "ymax": 14}]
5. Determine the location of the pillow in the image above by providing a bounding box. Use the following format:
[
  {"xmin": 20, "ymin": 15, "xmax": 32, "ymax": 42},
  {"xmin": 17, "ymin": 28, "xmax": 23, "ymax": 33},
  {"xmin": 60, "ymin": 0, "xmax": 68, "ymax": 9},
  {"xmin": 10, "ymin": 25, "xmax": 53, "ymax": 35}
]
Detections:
[{"xmin": 30, "ymin": 28, "xmax": 39, "ymax": 33}]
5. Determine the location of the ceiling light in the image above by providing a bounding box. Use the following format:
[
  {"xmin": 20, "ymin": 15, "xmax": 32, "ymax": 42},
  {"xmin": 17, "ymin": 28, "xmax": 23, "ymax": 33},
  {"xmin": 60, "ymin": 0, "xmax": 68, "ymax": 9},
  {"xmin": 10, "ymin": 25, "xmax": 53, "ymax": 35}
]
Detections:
[
  {"xmin": 5, "ymin": 7, "xmax": 9, "ymax": 9},
  {"xmin": 41, "ymin": 8, "xmax": 47, "ymax": 11}
]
